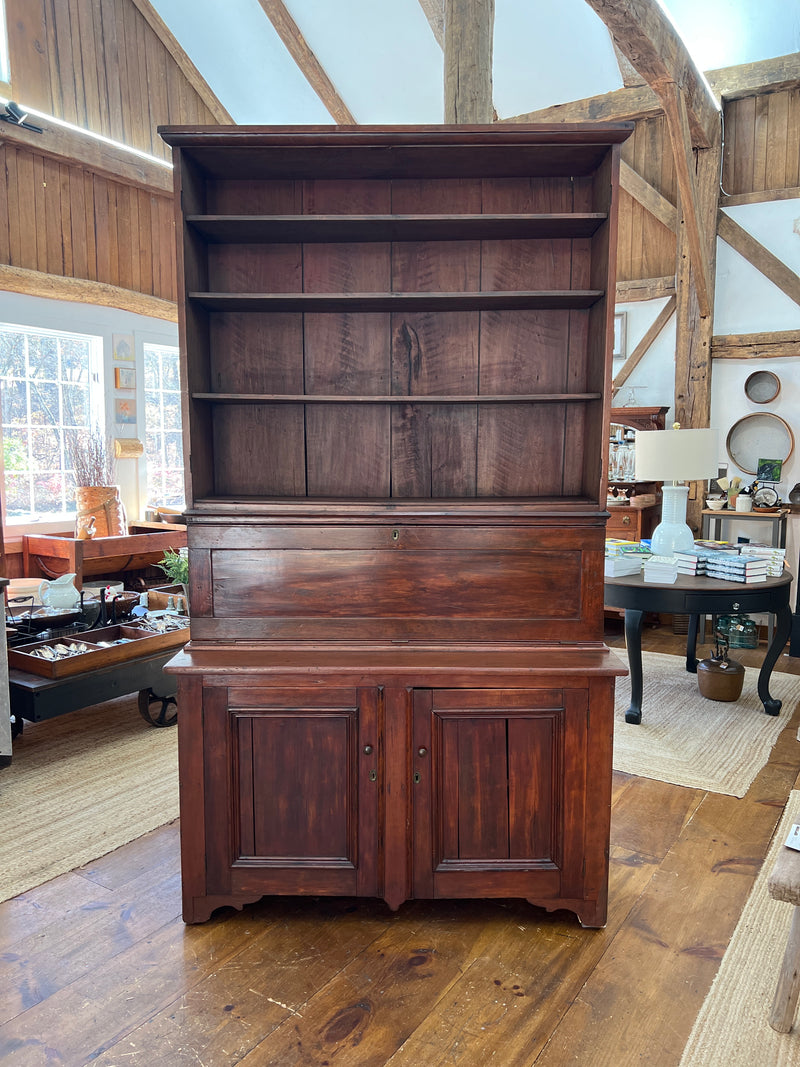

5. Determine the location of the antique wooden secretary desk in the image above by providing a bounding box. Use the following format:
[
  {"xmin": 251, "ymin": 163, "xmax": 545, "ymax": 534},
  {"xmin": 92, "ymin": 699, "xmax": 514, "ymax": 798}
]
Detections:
[{"xmin": 161, "ymin": 124, "xmax": 630, "ymax": 927}]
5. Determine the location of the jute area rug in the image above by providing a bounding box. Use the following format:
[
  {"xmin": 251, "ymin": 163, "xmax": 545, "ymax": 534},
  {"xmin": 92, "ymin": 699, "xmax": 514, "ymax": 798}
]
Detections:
[
  {"xmin": 613, "ymin": 651, "xmax": 800, "ymax": 798},
  {"xmin": 680, "ymin": 789, "xmax": 800, "ymax": 1066},
  {"xmin": 0, "ymin": 694, "xmax": 178, "ymax": 903}
]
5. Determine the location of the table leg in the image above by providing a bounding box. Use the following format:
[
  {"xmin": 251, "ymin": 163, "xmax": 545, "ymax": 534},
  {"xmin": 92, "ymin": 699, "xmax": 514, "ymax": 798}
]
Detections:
[
  {"xmin": 759, "ymin": 605, "xmax": 792, "ymax": 716},
  {"xmin": 686, "ymin": 614, "xmax": 699, "ymax": 673},
  {"xmin": 623, "ymin": 608, "xmax": 645, "ymax": 725}
]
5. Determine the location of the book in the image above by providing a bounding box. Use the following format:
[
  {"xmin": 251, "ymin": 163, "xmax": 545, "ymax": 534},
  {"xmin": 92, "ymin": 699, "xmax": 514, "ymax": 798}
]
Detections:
[
  {"xmin": 706, "ymin": 560, "xmax": 768, "ymax": 574},
  {"xmin": 605, "ymin": 555, "xmax": 643, "ymax": 577},
  {"xmin": 605, "ymin": 538, "xmax": 639, "ymax": 557},
  {"xmin": 643, "ymin": 555, "xmax": 679, "ymax": 584},
  {"xmin": 704, "ymin": 571, "xmax": 768, "ymax": 584}
]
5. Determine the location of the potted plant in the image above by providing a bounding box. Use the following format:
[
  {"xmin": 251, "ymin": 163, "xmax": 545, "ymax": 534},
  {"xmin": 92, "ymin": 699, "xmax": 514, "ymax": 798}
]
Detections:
[
  {"xmin": 66, "ymin": 428, "xmax": 127, "ymax": 538},
  {"xmin": 156, "ymin": 547, "xmax": 189, "ymax": 606}
]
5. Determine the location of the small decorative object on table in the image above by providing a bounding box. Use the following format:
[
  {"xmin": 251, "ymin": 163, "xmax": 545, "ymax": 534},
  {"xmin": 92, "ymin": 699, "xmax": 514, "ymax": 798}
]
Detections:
[
  {"xmin": 156, "ymin": 548, "xmax": 189, "ymax": 606},
  {"xmin": 697, "ymin": 631, "xmax": 745, "ymax": 701},
  {"xmin": 67, "ymin": 427, "xmax": 127, "ymax": 538}
]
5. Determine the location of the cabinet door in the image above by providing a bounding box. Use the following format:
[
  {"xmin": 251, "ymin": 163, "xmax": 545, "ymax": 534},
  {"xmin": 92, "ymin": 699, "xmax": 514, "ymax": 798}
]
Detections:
[
  {"xmin": 411, "ymin": 687, "xmax": 589, "ymax": 903},
  {"xmin": 203, "ymin": 684, "xmax": 380, "ymax": 899}
]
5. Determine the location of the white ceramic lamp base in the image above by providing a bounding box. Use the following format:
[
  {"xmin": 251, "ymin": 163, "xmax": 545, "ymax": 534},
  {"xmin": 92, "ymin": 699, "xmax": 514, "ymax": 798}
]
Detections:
[{"xmin": 649, "ymin": 484, "xmax": 695, "ymax": 556}]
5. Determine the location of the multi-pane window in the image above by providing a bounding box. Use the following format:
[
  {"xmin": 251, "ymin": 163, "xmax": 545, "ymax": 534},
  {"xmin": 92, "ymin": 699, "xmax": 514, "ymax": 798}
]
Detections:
[
  {"xmin": 0, "ymin": 1, "xmax": 9, "ymax": 84},
  {"xmin": 143, "ymin": 342, "xmax": 185, "ymax": 508},
  {"xmin": 0, "ymin": 324, "xmax": 103, "ymax": 522}
]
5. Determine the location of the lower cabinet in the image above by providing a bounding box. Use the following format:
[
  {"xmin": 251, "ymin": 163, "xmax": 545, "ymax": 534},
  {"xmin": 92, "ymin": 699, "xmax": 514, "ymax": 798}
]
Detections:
[{"xmin": 175, "ymin": 657, "xmax": 619, "ymax": 929}]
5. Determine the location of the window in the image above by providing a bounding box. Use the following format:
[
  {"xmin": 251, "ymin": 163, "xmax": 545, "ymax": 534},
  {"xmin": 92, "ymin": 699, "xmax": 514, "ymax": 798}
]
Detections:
[
  {"xmin": 0, "ymin": 0, "xmax": 8, "ymax": 85},
  {"xmin": 0, "ymin": 323, "xmax": 103, "ymax": 523},
  {"xmin": 143, "ymin": 342, "xmax": 184, "ymax": 508}
]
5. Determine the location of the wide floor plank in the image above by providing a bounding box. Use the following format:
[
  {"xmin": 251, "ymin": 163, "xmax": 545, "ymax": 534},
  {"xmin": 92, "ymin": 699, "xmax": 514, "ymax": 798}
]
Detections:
[{"xmin": 0, "ymin": 625, "xmax": 798, "ymax": 1066}]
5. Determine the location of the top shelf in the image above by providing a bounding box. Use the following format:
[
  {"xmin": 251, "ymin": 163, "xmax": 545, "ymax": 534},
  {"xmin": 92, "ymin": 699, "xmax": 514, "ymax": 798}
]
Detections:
[
  {"xmin": 160, "ymin": 123, "xmax": 634, "ymax": 181},
  {"xmin": 186, "ymin": 213, "xmax": 608, "ymax": 244}
]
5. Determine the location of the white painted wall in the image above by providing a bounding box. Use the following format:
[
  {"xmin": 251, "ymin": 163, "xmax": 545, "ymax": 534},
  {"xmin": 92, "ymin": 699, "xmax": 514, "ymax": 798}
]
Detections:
[{"xmin": 0, "ymin": 291, "xmax": 178, "ymax": 531}]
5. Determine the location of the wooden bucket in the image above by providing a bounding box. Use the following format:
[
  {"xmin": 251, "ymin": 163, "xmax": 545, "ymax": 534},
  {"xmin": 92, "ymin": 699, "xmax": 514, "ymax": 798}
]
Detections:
[{"xmin": 74, "ymin": 485, "xmax": 127, "ymax": 539}]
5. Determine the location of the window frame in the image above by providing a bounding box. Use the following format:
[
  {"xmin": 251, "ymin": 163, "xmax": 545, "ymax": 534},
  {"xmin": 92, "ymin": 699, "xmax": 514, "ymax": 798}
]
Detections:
[{"xmin": 0, "ymin": 320, "xmax": 105, "ymax": 529}]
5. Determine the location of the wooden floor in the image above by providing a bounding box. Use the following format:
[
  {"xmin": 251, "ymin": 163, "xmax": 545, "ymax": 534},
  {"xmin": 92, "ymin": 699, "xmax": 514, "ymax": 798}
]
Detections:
[{"xmin": 2, "ymin": 622, "xmax": 800, "ymax": 1067}]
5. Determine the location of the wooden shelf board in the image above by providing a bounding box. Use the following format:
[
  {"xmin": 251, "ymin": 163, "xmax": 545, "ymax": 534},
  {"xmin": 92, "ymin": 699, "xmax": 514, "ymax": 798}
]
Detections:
[
  {"xmin": 189, "ymin": 290, "xmax": 604, "ymax": 312},
  {"xmin": 187, "ymin": 212, "xmax": 608, "ymax": 242},
  {"xmin": 191, "ymin": 392, "xmax": 603, "ymax": 404}
]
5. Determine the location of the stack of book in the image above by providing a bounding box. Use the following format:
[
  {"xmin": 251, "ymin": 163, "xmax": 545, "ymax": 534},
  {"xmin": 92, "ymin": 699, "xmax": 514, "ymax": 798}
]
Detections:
[
  {"xmin": 643, "ymin": 555, "xmax": 679, "ymax": 584},
  {"xmin": 739, "ymin": 543, "xmax": 786, "ymax": 577},
  {"xmin": 605, "ymin": 554, "xmax": 643, "ymax": 578},
  {"xmin": 673, "ymin": 544, "xmax": 740, "ymax": 576},
  {"xmin": 704, "ymin": 555, "xmax": 769, "ymax": 583},
  {"xmin": 605, "ymin": 538, "xmax": 639, "ymax": 557}
]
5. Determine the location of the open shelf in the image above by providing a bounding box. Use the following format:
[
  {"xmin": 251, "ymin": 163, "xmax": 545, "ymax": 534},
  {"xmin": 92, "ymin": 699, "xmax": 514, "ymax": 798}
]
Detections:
[
  {"xmin": 189, "ymin": 290, "xmax": 604, "ymax": 312},
  {"xmin": 191, "ymin": 392, "xmax": 603, "ymax": 404},
  {"xmin": 186, "ymin": 212, "xmax": 608, "ymax": 243}
]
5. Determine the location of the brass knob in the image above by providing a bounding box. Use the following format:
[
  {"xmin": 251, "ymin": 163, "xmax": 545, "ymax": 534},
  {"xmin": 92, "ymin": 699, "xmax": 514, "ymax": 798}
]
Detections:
[
  {"xmin": 418, "ymin": 747, "xmax": 428, "ymax": 757},
  {"xmin": 622, "ymin": 515, "xmax": 631, "ymax": 525},
  {"xmin": 363, "ymin": 745, "xmax": 373, "ymax": 755}
]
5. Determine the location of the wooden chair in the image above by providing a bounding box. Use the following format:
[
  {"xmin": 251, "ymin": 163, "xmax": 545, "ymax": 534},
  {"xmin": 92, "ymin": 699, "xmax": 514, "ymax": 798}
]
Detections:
[{"xmin": 768, "ymin": 843, "xmax": 800, "ymax": 1031}]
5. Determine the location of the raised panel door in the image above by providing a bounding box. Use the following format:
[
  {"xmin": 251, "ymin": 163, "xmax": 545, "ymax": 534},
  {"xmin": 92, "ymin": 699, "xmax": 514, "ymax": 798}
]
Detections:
[
  {"xmin": 411, "ymin": 687, "xmax": 589, "ymax": 908},
  {"xmin": 202, "ymin": 684, "xmax": 380, "ymax": 901}
]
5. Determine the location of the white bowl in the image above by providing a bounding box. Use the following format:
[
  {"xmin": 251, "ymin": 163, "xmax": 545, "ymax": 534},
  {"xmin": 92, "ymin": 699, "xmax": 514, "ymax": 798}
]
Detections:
[{"xmin": 706, "ymin": 498, "xmax": 726, "ymax": 510}]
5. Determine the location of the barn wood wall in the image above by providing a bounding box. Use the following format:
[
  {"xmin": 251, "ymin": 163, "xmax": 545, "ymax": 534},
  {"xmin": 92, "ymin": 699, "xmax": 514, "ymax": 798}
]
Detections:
[
  {"xmin": 722, "ymin": 87, "xmax": 800, "ymax": 195},
  {"xmin": 0, "ymin": 141, "xmax": 177, "ymax": 301},
  {"xmin": 6, "ymin": 0, "xmax": 218, "ymax": 161},
  {"xmin": 1, "ymin": 2, "xmax": 798, "ymax": 299},
  {"xmin": 617, "ymin": 113, "xmax": 677, "ymax": 283}
]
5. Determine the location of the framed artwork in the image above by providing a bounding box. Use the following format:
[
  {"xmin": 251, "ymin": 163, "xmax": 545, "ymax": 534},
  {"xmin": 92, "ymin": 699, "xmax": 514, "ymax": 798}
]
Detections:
[
  {"xmin": 115, "ymin": 398, "xmax": 137, "ymax": 425},
  {"xmin": 757, "ymin": 458, "xmax": 783, "ymax": 482},
  {"xmin": 613, "ymin": 312, "xmax": 627, "ymax": 359},
  {"xmin": 114, "ymin": 366, "xmax": 136, "ymax": 390},
  {"xmin": 112, "ymin": 333, "xmax": 135, "ymax": 361}
]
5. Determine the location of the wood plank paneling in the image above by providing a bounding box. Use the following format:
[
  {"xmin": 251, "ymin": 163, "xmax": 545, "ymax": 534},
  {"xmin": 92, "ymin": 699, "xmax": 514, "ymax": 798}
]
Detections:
[
  {"xmin": 0, "ymin": 144, "xmax": 177, "ymax": 301},
  {"xmin": 5, "ymin": 0, "xmax": 221, "ymax": 160},
  {"xmin": 617, "ymin": 116, "xmax": 676, "ymax": 283},
  {"xmin": 722, "ymin": 88, "xmax": 800, "ymax": 195}
]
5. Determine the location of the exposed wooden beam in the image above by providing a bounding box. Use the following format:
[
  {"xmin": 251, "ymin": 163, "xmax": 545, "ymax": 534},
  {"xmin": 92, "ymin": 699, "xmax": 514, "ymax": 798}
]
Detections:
[
  {"xmin": 503, "ymin": 54, "xmax": 799, "ymax": 130},
  {"xmin": 712, "ymin": 329, "xmax": 800, "ymax": 360},
  {"xmin": 718, "ymin": 211, "xmax": 800, "ymax": 309},
  {"xmin": 127, "ymin": 0, "xmax": 233, "ymax": 124},
  {"xmin": 503, "ymin": 82, "xmax": 659, "ymax": 126},
  {"xmin": 256, "ymin": 0, "xmax": 357, "ymax": 124},
  {"xmin": 584, "ymin": 0, "xmax": 720, "ymax": 149},
  {"xmin": 722, "ymin": 187, "xmax": 800, "ymax": 208},
  {"xmin": 672, "ymin": 117, "xmax": 721, "ymax": 529},
  {"xmin": 612, "ymin": 42, "xmax": 646, "ymax": 89},
  {"xmin": 612, "ymin": 295, "xmax": 676, "ymax": 392},
  {"xmin": 708, "ymin": 52, "xmax": 800, "ymax": 102},
  {"xmin": 0, "ymin": 264, "xmax": 178, "ymax": 321},
  {"xmin": 0, "ymin": 116, "xmax": 173, "ymax": 195},
  {"xmin": 661, "ymin": 83, "xmax": 712, "ymax": 317},
  {"xmin": 620, "ymin": 160, "xmax": 678, "ymax": 231},
  {"xmin": 444, "ymin": 0, "xmax": 494, "ymax": 123},
  {"xmin": 418, "ymin": 0, "xmax": 445, "ymax": 47},
  {"xmin": 616, "ymin": 277, "xmax": 676, "ymax": 302}
]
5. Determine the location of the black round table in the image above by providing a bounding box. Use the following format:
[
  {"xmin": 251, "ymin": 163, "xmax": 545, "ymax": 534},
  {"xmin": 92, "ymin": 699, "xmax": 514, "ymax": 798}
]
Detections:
[{"xmin": 604, "ymin": 570, "xmax": 794, "ymax": 724}]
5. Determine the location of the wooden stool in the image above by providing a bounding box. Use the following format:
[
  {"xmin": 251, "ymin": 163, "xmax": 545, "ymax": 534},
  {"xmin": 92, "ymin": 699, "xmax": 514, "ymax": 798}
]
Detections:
[{"xmin": 768, "ymin": 844, "xmax": 800, "ymax": 1032}]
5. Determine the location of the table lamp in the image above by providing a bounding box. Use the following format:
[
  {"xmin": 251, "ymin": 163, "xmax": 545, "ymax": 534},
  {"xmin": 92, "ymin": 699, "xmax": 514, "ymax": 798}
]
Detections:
[{"xmin": 634, "ymin": 424, "xmax": 719, "ymax": 556}]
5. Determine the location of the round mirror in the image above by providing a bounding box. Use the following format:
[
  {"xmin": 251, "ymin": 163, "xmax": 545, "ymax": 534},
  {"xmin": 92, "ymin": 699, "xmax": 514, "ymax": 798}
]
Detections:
[
  {"xmin": 744, "ymin": 370, "xmax": 781, "ymax": 404},
  {"xmin": 726, "ymin": 412, "xmax": 794, "ymax": 475}
]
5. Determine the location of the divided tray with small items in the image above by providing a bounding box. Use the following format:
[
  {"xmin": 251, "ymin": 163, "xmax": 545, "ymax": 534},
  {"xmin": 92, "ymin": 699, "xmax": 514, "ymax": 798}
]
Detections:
[{"xmin": 8, "ymin": 619, "xmax": 191, "ymax": 678}]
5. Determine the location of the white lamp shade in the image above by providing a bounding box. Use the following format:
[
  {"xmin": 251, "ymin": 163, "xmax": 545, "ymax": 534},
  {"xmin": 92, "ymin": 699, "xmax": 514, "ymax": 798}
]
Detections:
[{"xmin": 635, "ymin": 427, "xmax": 719, "ymax": 482}]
